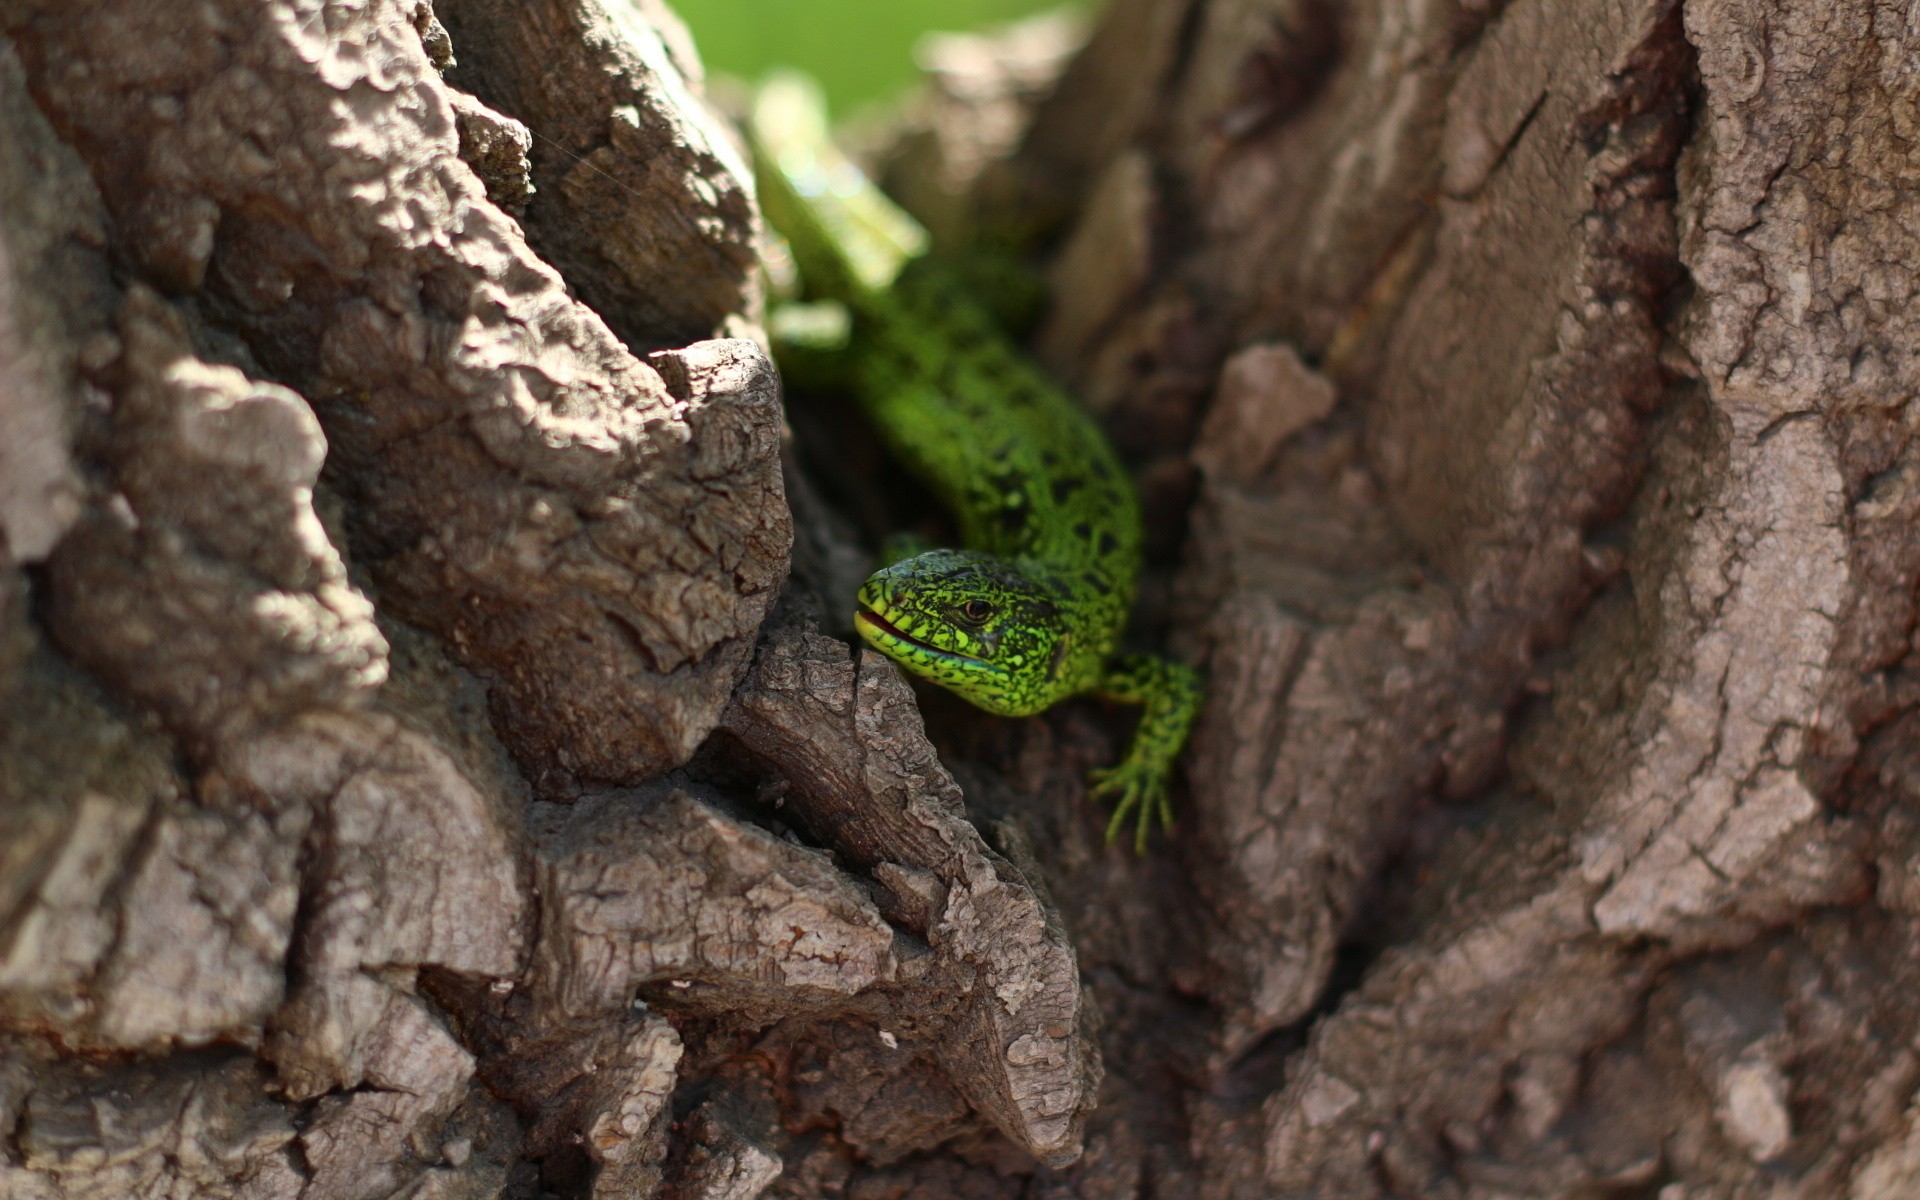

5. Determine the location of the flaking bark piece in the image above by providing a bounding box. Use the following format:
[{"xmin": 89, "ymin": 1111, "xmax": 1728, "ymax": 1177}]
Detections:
[
  {"xmin": 46, "ymin": 288, "xmax": 388, "ymax": 745},
  {"xmin": 90, "ymin": 797, "xmax": 306, "ymax": 1050},
  {"xmin": 723, "ymin": 610, "xmax": 1100, "ymax": 1168},
  {"xmin": 781, "ymin": 1020, "xmax": 978, "ymax": 1167},
  {"xmin": 524, "ymin": 786, "xmax": 897, "ymax": 1024},
  {"xmin": 214, "ymin": 707, "xmax": 529, "ymax": 1198},
  {"xmin": 1190, "ymin": 342, "xmax": 1337, "ymax": 489},
  {"xmin": 662, "ymin": 1100, "xmax": 783, "ymax": 1200},
  {"xmin": 448, "ymin": 89, "xmax": 535, "ymax": 217},
  {"xmin": 0, "ymin": 627, "xmax": 306, "ymax": 1053},
  {"xmin": 508, "ymin": 1016, "xmax": 683, "ymax": 1200},
  {"xmin": 1, "ymin": 1047, "xmax": 302, "ymax": 1199},
  {"xmin": 7, "ymin": 0, "xmax": 789, "ymax": 787},
  {"xmin": 228, "ymin": 711, "xmax": 527, "ymax": 1101},
  {"xmin": 434, "ymin": 0, "xmax": 760, "ymax": 349},
  {"xmin": 294, "ymin": 995, "xmax": 477, "ymax": 1200},
  {"xmin": 0, "ymin": 42, "xmax": 98, "ymax": 570},
  {"xmin": 488, "ymin": 786, "xmax": 889, "ymax": 1196}
]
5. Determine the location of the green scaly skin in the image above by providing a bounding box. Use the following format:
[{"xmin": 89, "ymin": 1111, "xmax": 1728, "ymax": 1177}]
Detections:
[{"xmin": 751, "ymin": 77, "xmax": 1201, "ymax": 850}]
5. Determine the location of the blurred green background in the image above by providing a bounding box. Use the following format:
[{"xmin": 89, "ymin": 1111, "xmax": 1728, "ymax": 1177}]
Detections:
[{"xmin": 671, "ymin": 0, "xmax": 1083, "ymax": 115}]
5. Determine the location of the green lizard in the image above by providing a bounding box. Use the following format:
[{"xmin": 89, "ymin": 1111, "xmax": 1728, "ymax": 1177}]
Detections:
[{"xmin": 749, "ymin": 75, "xmax": 1200, "ymax": 851}]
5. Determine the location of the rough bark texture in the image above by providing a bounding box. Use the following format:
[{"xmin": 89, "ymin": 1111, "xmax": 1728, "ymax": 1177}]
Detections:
[{"xmin": 4, "ymin": 0, "xmax": 1920, "ymax": 1198}]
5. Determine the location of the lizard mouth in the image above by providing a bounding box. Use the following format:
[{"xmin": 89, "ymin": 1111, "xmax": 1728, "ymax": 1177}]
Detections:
[{"xmin": 855, "ymin": 605, "xmax": 984, "ymax": 665}]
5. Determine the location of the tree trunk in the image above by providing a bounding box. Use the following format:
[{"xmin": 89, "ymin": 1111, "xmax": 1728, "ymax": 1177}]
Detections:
[{"xmin": 3, "ymin": 0, "xmax": 1917, "ymax": 1197}]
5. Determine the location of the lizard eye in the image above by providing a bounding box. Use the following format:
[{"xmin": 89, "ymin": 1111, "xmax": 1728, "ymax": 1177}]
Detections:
[{"xmin": 958, "ymin": 599, "xmax": 995, "ymax": 624}]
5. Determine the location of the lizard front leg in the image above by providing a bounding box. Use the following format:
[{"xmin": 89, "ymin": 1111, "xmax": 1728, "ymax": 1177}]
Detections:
[{"xmin": 1087, "ymin": 653, "xmax": 1203, "ymax": 853}]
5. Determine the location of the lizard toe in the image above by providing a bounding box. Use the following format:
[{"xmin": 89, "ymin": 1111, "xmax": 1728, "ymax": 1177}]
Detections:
[{"xmin": 1089, "ymin": 763, "xmax": 1172, "ymax": 854}]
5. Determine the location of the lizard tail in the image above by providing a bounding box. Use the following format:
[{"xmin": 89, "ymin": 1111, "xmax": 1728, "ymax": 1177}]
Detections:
[{"xmin": 748, "ymin": 71, "xmax": 928, "ymax": 304}]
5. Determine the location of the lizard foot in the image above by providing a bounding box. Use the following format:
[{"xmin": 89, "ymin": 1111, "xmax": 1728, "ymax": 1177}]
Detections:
[{"xmin": 1089, "ymin": 760, "xmax": 1174, "ymax": 854}]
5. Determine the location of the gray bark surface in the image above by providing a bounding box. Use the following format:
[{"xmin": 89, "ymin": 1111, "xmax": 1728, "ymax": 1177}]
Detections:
[{"xmin": 2, "ymin": 0, "xmax": 1918, "ymax": 1198}]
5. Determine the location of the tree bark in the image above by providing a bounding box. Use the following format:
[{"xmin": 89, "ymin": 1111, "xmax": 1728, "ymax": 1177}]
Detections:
[{"xmin": 4, "ymin": 0, "xmax": 1919, "ymax": 1198}]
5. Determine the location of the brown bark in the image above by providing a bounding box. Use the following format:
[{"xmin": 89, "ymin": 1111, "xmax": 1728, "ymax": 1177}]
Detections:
[{"xmin": 4, "ymin": 0, "xmax": 1920, "ymax": 1198}]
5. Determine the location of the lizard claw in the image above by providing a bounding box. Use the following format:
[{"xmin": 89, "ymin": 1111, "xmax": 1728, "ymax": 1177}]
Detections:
[{"xmin": 1088, "ymin": 761, "xmax": 1174, "ymax": 854}]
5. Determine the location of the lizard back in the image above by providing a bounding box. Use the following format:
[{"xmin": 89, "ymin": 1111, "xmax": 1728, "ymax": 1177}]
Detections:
[{"xmin": 845, "ymin": 260, "xmax": 1141, "ymax": 633}]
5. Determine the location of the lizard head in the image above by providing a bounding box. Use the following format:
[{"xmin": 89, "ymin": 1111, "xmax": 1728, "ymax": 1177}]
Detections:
[{"xmin": 854, "ymin": 549, "xmax": 1074, "ymax": 718}]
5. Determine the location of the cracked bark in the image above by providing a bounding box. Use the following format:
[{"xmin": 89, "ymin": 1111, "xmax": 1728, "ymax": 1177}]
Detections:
[{"xmin": 4, "ymin": 0, "xmax": 1920, "ymax": 1198}]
